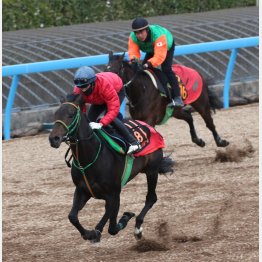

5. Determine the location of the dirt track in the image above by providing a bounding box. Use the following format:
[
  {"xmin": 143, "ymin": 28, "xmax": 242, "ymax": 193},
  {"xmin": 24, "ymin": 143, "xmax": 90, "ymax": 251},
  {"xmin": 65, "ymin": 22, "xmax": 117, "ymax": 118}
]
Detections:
[{"xmin": 3, "ymin": 103, "xmax": 259, "ymax": 262}]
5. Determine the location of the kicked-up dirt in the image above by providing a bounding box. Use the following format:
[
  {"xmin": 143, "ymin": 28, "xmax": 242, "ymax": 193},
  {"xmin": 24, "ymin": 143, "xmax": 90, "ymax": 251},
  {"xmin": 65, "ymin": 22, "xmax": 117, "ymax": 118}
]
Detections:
[{"xmin": 3, "ymin": 103, "xmax": 259, "ymax": 262}]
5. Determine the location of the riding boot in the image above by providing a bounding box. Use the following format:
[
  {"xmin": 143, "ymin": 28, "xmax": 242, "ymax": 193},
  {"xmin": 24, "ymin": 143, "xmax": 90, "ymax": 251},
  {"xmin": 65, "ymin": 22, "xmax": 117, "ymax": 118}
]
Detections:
[
  {"xmin": 111, "ymin": 118, "xmax": 141, "ymax": 154},
  {"xmin": 165, "ymin": 70, "xmax": 184, "ymax": 107},
  {"xmin": 169, "ymin": 78, "xmax": 184, "ymax": 107},
  {"xmin": 169, "ymin": 95, "xmax": 184, "ymax": 107}
]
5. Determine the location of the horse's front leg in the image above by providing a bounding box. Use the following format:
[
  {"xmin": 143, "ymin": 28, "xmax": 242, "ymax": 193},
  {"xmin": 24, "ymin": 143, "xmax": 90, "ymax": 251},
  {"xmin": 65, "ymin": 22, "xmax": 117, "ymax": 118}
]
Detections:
[
  {"xmin": 106, "ymin": 194, "xmax": 135, "ymax": 236},
  {"xmin": 68, "ymin": 187, "xmax": 92, "ymax": 240},
  {"xmin": 75, "ymin": 212, "xmax": 108, "ymax": 244},
  {"xmin": 134, "ymin": 172, "xmax": 158, "ymax": 240},
  {"xmin": 106, "ymin": 194, "xmax": 121, "ymax": 236},
  {"xmin": 90, "ymin": 212, "xmax": 111, "ymax": 243},
  {"xmin": 173, "ymin": 108, "xmax": 205, "ymax": 147}
]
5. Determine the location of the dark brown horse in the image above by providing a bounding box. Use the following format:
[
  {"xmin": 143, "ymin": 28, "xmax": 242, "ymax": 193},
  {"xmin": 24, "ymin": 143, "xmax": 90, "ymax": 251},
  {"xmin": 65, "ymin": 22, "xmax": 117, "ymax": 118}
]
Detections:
[
  {"xmin": 49, "ymin": 93, "xmax": 174, "ymax": 243},
  {"xmin": 106, "ymin": 52, "xmax": 229, "ymax": 148}
]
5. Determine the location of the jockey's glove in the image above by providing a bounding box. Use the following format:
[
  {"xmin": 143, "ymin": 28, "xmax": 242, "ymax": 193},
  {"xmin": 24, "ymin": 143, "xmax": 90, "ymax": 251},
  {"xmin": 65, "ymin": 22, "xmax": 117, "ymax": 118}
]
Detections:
[
  {"xmin": 89, "ymin": 122, "xmax": 103, "ymax": 129},
  {"xmin": 137, "ymin": 63, "xmax": 144, "ymax": 71},
  {"xmin": 130, "ymin": 58, "xmax": 140, "ymax": 64},
  {"xmin": 143, "ymin": 62, "xmax": 153, "ymax": 69}
]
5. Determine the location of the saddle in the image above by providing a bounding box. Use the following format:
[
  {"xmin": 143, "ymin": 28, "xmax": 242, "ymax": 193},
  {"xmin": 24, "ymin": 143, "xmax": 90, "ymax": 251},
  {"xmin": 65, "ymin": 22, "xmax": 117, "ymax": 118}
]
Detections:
[
  {"xmin": 143, "ymin": 68, "xmax": 172, "ymax": 100},
  {"xmin": 99, "ymin": 119, "xmax": 151, "ymax": 154},
  {"xmin": 64, "ymin": 118, "xmax": 165, "ymax": 167},
  {"xmin": 143, "ymin": 64, "xmax": 203, "ymax": 105}
]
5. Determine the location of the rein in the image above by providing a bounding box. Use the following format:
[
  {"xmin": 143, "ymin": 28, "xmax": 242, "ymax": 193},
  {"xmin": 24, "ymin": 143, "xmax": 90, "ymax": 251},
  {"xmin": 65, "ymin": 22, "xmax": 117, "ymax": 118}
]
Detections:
[
  {"xmin": 55, "ymin": 102, "xmax": 102, "ymax": 198},
  {"xmin": 121, "ymin": 65, "xmax": 143, "ymax": 108},
  {"xmin": 107, "ymin": 60, "xmax": 144, "ymax": 108},
  {"xmin": 121, "ymin": 65, "xmax": 139, "ymax": 88},
  {"xmin": 55, "ymin": 102, "xmax": 81, "ymax": 136}
]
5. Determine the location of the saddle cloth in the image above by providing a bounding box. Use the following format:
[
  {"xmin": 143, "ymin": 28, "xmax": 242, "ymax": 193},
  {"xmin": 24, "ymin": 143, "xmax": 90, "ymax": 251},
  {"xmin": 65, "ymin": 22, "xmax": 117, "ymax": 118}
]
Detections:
[
  {"xmin": 101, "ymin": 119, "xmax": 165, "ymax": 156},
  {"xmin": 172, "ymin": 64, "xmax": 203, "ymax": 104},
  {"xmin": 144, "ymin": 64, "xmax": 203, "ymax": 105},
  {"xmin": 126, "ymin": 120, "xmax": 165, "ymax": 157}
]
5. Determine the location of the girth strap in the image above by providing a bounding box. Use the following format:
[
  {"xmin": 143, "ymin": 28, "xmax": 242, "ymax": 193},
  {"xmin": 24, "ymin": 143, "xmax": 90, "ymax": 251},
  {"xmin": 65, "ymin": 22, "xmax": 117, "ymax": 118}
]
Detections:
[{"xmin": 121, "ymin": 156, "xmax": 134, "ymax": 188}]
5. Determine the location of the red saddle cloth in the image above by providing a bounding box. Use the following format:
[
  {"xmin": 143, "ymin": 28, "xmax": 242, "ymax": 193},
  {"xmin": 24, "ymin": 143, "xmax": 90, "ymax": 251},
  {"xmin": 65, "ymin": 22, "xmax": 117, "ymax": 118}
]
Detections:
[
  {"xmin": 172, "ymin": 64, "xmax": 203, "ymax": 104},
  {"xmin": 132, "ymin": 120, "xmax": 165, "ymax": 157}
]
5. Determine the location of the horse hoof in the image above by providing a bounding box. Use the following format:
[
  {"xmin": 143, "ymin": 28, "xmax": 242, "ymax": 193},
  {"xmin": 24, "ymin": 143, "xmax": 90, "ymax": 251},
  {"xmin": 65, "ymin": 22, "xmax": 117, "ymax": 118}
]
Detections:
[
  {"xmin": 199, "ymin": 141, "xmax": 205, "ymax": 147},
  {"xmin": 217, "ymin": 140, "xmax": 230, "ymax": 147},
  {"xmin": 82, "ymin": 229, "xmax": 92, "ymax": 240},
  {"xmin": 193, "ymin": 138, "xmax": 205, "ymax": 147},
  {"xmin": 82, "ymin": 229, "xmax": 101, "ymax": 243},
  {"xmin": 134, "ymin": 227, "xmax": 143, "ymax": 240},
  {"xmin": 90, "ymin": 230, "xmax": 101, "ymax": 243},
  {"xmin": 90, "ymin": 237, "xmax": 101, "ymax": 243},
  {"xmin": 123, "ymin": 212, "xmax": 135, "ymax": 219}
]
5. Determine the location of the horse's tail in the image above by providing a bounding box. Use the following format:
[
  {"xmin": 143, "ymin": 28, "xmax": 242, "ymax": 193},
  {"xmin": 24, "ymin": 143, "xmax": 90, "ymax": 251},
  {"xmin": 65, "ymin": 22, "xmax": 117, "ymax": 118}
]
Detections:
[
  {"xmin": 207, "ymin": 87, "xmax": 223, "ymax": 113},
  {"xmin": 204, "ymin": 77, "xmax": 223, "ymax": 113},
  {"xmin": 159, "ymin": 155, "xmax": 175, "ymax": 174}
]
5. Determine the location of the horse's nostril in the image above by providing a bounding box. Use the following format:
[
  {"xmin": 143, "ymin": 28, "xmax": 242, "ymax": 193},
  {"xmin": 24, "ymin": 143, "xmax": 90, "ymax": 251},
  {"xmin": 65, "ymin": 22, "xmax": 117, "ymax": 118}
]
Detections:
[
  {"xmin": 49, "ymin": 135, "xmax": 62, "ymax": 148},
  {"xmin": 54, "ymin": 136, "xmax": 60, "ymax": 142}
]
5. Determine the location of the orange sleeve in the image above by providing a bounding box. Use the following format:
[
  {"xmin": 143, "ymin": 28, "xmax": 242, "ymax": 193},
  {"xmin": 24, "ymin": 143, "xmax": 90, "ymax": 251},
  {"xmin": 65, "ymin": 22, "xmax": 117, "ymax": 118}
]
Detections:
[
  {"xmin": 128, "ymin": 37, "xmax": 141, "ymax": 61},
  {"xmin": 148, "ymin": 35, "xmax": 168, "ymax": 67}
]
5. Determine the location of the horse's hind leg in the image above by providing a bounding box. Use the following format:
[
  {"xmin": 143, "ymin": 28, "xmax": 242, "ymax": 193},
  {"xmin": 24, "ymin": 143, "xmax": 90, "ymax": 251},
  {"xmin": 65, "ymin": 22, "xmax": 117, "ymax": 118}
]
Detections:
[
  {"xmin": 194, "ymin": 104, "xmax": 229, "ymax": 147},
  {"xmin": 68, "ymin": 187, "xmax": 95, "ymax": 241},
  {"xmin": 134, "ymin": 171, "xmax": 158, "ymax": 240},
  {"xmin": 173, "ymin": 108, "xmax": 205, "ymax": 147}
]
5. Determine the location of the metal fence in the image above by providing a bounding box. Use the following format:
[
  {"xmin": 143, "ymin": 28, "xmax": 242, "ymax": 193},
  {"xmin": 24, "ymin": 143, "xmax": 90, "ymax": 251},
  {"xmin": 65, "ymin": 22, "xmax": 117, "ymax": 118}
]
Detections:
[{"xmin": 2, "ymin": 36, "xmax": 259, "ymax": 140}]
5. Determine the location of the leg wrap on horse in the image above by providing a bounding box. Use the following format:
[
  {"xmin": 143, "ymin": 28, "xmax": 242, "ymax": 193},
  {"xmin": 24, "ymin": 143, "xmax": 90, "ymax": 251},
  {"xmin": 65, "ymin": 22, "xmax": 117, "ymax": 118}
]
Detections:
[{"xmin": 117, "ymin": 212, "xmax": 135, "ymax": 231}]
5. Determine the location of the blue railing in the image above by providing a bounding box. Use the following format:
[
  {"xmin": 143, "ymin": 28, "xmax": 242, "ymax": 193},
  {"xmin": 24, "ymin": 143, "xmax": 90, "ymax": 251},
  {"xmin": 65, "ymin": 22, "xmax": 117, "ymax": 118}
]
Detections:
[{"xmin": 2, "ymin": 36, "xmax": 259, "ymax": 140}]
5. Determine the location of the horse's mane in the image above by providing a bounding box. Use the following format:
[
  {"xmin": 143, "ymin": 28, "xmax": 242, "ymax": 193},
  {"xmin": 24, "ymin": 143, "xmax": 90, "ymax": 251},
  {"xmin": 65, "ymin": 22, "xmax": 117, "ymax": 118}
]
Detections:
[
  {"xmin": 66, "ymin": 93, "xmax": 79, "ymax": 102},
  {"xmin": 61, "ymin": 93, "xmax": 85, "ymax": 109},
  {"xmin": 122, "ymin": 60, "xmax": 130, "ymax": 66}
]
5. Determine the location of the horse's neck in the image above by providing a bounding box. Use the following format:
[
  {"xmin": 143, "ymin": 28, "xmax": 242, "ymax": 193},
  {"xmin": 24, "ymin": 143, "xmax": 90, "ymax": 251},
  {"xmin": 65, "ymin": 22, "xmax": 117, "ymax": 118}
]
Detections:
[
  {"xmin": 124, "ymin": 70, "xmax": 151, "ymax": 98},
  {"xmin": 72, "ymin": 115, "xmax": 101, "ymax": 163},
  {"xmin": 123, "ymin": 65, "xmax": 133, "ymax": 78}
]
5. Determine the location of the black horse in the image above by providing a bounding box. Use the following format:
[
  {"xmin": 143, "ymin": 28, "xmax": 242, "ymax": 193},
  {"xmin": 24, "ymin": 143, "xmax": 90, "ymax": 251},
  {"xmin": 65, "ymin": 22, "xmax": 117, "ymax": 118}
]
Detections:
[
  {"xmin": 106, "ymin": 52, "xmax": 229, "ymax": 148},
  {"xmin": 49, "ymin": 93, "xmax": 174, "ymax": 243}
]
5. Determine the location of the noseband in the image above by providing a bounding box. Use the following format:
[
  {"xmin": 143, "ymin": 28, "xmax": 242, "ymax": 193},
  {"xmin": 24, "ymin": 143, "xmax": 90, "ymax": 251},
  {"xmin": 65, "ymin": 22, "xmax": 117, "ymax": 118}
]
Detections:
[
  {"xmin": 55, "ymin": 101, "xmax": 101, "ymax": 198},
  {"xmin": 107, "ymin": 60, "xmax": 145, "ymax": 108},
  {"xmin": 55, "ymin": 102, "xmax": 81, "ymax": 140}
]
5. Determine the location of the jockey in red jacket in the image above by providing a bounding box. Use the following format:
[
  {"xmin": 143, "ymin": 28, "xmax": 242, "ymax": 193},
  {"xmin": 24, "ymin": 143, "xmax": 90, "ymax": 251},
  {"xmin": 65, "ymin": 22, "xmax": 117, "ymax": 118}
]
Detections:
[{"xmin": 73, "ymin": 66, "xmax": 141, "ymax": 154}]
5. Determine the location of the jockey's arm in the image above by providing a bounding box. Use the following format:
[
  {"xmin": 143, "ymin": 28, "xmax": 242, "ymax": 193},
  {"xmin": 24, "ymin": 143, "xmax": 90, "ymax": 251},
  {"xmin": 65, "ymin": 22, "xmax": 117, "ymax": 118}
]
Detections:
[
  {"xmin": 99, "ymin": 87, "xmax": 120, "ymax": 126},
  {"xmin": 128, "ymin": 37, "xmax": 141, "ymax": 62},
  {"xmin": 147, "ymin": 35, "xmax": 168, "ymax": 67}
]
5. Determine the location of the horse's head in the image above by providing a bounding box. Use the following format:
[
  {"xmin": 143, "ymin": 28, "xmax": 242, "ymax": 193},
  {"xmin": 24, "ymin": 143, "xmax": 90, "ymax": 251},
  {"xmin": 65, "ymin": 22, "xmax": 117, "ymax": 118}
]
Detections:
[
  {"xmin": 105, "ymin": 51, "xmax": 125, "ymax": 75},
  {"xmin": 106, "ymin": 51, "xmax": 143, "ymax": 84},
  {"xmin": 49, "ymin": 93, "xmax": 85, "ymax": 148}
]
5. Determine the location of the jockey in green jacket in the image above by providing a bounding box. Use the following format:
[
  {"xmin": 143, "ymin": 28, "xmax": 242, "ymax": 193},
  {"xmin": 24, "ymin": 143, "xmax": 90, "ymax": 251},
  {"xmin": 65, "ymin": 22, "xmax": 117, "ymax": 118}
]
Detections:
[{"xmin": 128, "ymin": 17, "xmax": 184, "ymax": 107}]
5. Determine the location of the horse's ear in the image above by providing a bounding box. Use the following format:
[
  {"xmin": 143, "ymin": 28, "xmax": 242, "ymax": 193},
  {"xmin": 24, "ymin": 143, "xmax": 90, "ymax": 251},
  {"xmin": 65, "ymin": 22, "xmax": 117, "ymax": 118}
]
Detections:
[
  {"xmin": 109, "ymin": 51, "xmax": 113, "ymax": 59},
  {"xmin": 75, "ymin": 93, "xmax": 85, "ymax": 108},
  {"xmin": 121, "ymin": 52, "xmax": 125, "ymax": 61},
  {"xmin": 60, "ymin": 96, "xmax": 65, "ymax": 104}
]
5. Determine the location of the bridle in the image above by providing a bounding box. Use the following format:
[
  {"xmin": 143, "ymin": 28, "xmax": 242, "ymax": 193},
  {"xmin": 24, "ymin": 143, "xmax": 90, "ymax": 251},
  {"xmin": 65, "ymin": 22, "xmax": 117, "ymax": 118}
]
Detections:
[
  {"xmin": 55, "ymin": 101, "xmax": 102, "ymax": 198},
  {"xmin": 106, "ymin": 61, "xmax": 142, "ymax": 108},
  {"xmin": 55, "ymin": 102, "xmax": 81, "ymax": 141}
]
